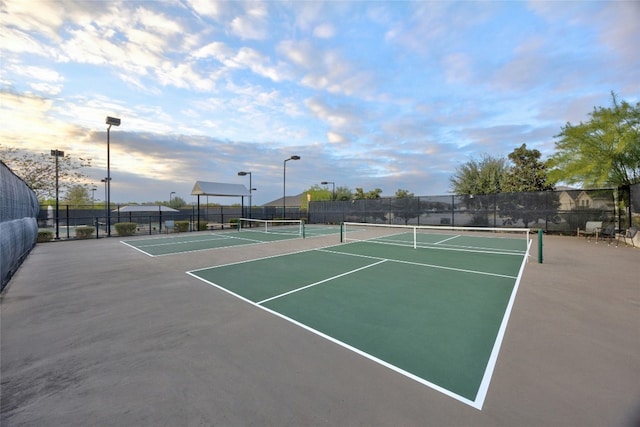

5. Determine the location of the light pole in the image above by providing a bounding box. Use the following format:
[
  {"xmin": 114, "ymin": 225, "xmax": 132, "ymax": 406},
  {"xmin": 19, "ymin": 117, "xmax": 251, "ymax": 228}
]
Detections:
[
  {"xmin": 169, "ymin": 191, "xmax": 175, "ymax": 207},
  {"xmin": 321, "ymin": 181, "xmax": 335, "ymax": 200},
  {"xmin": 105, "ymin": 116, "xmax": 121, "ymax": 237},
  {"xmin": 101, "ymin": 178, "xmax": 109, "ymax": 234},
  {"xmin": 91, "ymin": 186, "xmax": 97, "ymax": 207},
  {"xmin": 50, "ymin": 149, "xmax": 64, "ymax": 240},
  {"xmin": 238, "ymin": 171, "xmax": 252, "ymax": 218},
  {"xmin": 283, "ymin": 155, "xmax": 300, "ymax": 219}
]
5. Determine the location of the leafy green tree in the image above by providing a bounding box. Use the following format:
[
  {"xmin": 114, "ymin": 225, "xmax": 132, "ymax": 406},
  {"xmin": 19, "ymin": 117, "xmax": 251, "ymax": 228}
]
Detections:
[
  {"xmin": 548, "ymin": 92, "xmax": 640, "ymax": 188},
  {"xmin": 502, "ymin": 144, "xmax": 554, "ymax": 192},
  {"xmin": 393, "ymin": 189, "xmax": 422, "ymax": 225},
  {"xmin": 500, "ymin": 144, "xmax": 557, "ymax": 227},
  {"xmin": 394, "ymin": 189, "xmax": 412, "ymax": 198},
  {"xmin": 166, "ymin": 196, "xmax": 186, "ymax": 209},
  {"xmin": 354, "ymin": 187, "xmax": 382, "ymax": 199},
  {"xmin": 450, "ymin": 154, "xmax": 506, "ymax": 195},
  {"xmin": 64, "ymin": 185, "xmax": 92, "ymax": 208},
  {"xmin": 0, "ymin": 145, "xmax": 92, "ymax": 201},
  {"xmin": 450, "ymin": 154, "xmax": 507, "ymax": 225},
  {"xmin": 299, "ymin": 184, "xmax": 332, "ymax": 209},
  {"xmin": 335, "ymin": 186, "xmax": 353, "ymax": 201}
]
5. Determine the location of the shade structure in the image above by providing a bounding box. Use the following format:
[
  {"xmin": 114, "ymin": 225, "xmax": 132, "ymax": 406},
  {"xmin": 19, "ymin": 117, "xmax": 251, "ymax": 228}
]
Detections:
[
  {"xmin": 190, "ymin": 181, "xmax": 251, "ymax": 197},
  {"xmin": 112, "ymin": 205, "xmax": 179, "ymax": 212}
]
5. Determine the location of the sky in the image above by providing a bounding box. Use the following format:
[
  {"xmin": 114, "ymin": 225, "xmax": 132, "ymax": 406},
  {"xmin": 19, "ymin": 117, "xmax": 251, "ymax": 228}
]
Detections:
[{"xmin": 1, "ymin": 0, "xmax": 638, "ymax": 205}]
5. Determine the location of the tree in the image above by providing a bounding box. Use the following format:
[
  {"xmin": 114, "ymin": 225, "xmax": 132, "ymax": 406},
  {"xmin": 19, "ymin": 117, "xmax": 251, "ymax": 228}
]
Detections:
[
  {"xmin": 450, "ymin": 154, "xmax": 507, "ymax": 225},
  {"xmin": 299, "ymin": 184, "xmax": 332, "ymax": 209},
  {"xmin": 394, "ymin": 189, "xmax": 412, "ymax": 198},
  {"xmin": 449, "ymin": 154, "xmax": 507, "ymax": 195},
  {"xmin": 393, "ymin": 189, "xmax": 422, "ymax": 225},
  {"xmin": 334, "ymin": 186, "xmax": 353, "ymax": 201},
  {"xmin": 169, "ymin": 196, "xmax": 186, "ymax": 208},
  {"xmin": 64, "ymin": 185, "xmax": 92, "ymax": 208},
  {"xmin": 502, "ymin": 144, "xmax": 554, "ymax": 192},
  {"xmin": 500, "ymin": 144, "xmax": 557, "ymax": 227},
  {"xmin": 547, "ymin": 92, "xmax": 640, "ymax": 188},
  {"xmin": 0, "ymin": 145, "xmax": 92, "ymax": 201},
  {"xmin": 353, "ymin": 187, "xmax": 382, "ymax": 199}
]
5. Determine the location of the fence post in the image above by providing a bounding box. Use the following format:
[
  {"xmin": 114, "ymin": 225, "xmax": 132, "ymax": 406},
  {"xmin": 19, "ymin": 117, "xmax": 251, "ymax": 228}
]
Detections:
[{"xmin": 538, "ymin": 229, "xmax": 543, "ymax": 264}]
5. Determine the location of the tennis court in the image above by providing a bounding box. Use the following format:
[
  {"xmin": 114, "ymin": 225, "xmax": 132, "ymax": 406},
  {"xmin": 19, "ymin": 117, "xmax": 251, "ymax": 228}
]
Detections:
[
  {"xmin": 121, "ymin": 220, "xmax": 340, "ymax": 256},
  {"xmin": 187, "ymin": 224, "xmax": 531, "ymax": 409},
  {"xmin": 4, "ymin": 224, "xmax": 639, "ymax": 426}
]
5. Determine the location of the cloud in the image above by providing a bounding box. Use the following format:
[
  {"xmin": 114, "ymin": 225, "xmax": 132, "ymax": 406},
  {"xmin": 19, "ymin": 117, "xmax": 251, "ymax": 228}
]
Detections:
[
  {"xmin": 442, "ymin": 53, "xmax": 473, "ymax": 85},
  {"xmin": 278, "ymin": 40, "xmax": 375, "ymax": 97},
  {"xmin": 2, "ymin": 0, "xmax": 636, "ymax": 203},
  {"xmin": 313, "ymin": 23, "xmax": 335, "ymax": 39},
  {"xmin": 230, "ymin": 2, "xmax": 269, "ymax": 40}
]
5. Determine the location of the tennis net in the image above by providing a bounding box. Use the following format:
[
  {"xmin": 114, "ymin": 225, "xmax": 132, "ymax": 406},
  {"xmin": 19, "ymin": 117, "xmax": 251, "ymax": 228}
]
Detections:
[
  {"xmin": 238, "ymin": 218, "xmax": 305, "ymax": 237},
  {"xmin": 341, "ymin": 222, "xmax": 530, "ymax": 255}
]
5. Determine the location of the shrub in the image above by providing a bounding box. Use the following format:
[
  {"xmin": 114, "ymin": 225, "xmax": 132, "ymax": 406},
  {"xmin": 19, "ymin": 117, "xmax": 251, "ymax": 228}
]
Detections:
[
  {"xmin": 115, "ymin": 222, "xmax": 137, "ymax": 236},
  {"xmin": 175, "ymin": 220, "xmax": 190, "ymax": 232},
  {"xmin": 37, "ymin": 230, "xmax": 54, "ymax": 243},
  {"xmin": 198, "ymin": 220, "xmax": 208, "ymax": 231},
  {"xmin": 76, "ymin": 226, "xmax": 95, "ymax": 239}
]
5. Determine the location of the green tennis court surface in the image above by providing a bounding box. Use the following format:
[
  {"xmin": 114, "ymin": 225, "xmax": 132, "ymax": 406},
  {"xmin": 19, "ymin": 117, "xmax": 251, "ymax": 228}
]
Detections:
[
  {"xmin": 120, "ymin": 225, "xmax": 340, "ymax": 256},
  {"xmin": 188, "ymin": 237, "xmax": 530, "ymax": 409}
]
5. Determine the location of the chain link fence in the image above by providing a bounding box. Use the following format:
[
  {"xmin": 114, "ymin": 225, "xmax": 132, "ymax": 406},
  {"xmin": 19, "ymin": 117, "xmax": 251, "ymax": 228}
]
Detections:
[
  {"xmin": 1, "ymin": 161, "xmax": 39, "ymax": 290},
  {"xmin": 35, "ymin": 185, "xmax": 640, "ymax": 240},
  {"xmin": 308, "ymin": 186, "xmax": 640, "ymax": 234}
]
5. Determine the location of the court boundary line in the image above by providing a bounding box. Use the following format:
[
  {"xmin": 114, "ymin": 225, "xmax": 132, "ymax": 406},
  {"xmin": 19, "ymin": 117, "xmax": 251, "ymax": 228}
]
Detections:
[
  {"xmin": 120, "ymin": 240, "xmax": 157, "ymax": 257},
  {"xmin": 187, "ymin": 243, "xmax": 344, "ymax": 273},
  {"xmin": 186, "ymin": 242, "xmax": 530, "ymax": 410},
  {"xmin": 185, "ymin": 268, "xmax": 479, "ymax": 409},
  {"xmin": 120, "ymin": 232, "xmax": 300, "ymax": 257},
  {"xmin": 473, "ymin": 237, "xmax": 533, "ymax": 408},
  {"xmin": 256, "ymin": 259, "xmax": 387, "ymax": 305},
  {"xmin": 345, "ymin": 237, "xmax": 527, "ymax": 256},
  {"xmin": 317, "ymin": 247, "xmax": 518, "ymax": 279}
]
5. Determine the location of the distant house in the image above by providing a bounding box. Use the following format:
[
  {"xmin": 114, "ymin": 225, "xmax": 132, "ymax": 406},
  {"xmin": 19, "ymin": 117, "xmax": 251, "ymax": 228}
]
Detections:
[
  {"xmin": 262, "ymin": 193, "xmax": 305, "ymax": 208},
  {"xmin": 558, "ymin": 190, "xmax": 615, "ymax": 210}
]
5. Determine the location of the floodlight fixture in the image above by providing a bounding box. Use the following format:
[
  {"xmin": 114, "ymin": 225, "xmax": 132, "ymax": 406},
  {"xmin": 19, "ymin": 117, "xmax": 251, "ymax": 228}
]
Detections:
[
  {"xmin": 106, "ymin": 116, "xmax": 121, "ymax": 126},
  {"xmin": 50, "ymin": 149, "xmax": 64, "ymax": 239},
  {"xmin": 321, "ymin": 181, "xmax": 335, "ymax": 200},
  {"xmin": 105, "ymin": 116, "xmax": 121, "ymax": 236},
  {"xmin": 238, "ymin": 171, "xmax": 253, "ymax": 218},
  {"xmin": 283, "ymin": 156, "xmax": 301, "ymax": 219}
]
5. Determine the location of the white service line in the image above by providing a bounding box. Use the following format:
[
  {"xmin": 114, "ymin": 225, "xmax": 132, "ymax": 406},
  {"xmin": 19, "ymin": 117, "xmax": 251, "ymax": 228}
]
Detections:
[{"xmin": 256, "ymin": 259, "xmax": 387, "ymax": 305}]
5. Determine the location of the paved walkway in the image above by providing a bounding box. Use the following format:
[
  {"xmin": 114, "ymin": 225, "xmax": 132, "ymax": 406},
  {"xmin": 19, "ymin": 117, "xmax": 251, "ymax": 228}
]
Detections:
[{"xmin": 1, "ymin": 233, "xmax": 639, "ymax": 426}]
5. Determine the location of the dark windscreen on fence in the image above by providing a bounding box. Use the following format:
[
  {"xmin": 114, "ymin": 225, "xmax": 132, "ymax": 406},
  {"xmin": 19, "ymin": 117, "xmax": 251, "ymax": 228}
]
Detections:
[
  {"xmin": 308, "ymin": 188, "xmax": 637, "ymax": 234},
  {"xmin": 1, "ymin": 161, "xmax": 39, "ymax": 290},
  {"xmin": 35, "ymin": 186, "xmax": 639, "ymax": 240}
]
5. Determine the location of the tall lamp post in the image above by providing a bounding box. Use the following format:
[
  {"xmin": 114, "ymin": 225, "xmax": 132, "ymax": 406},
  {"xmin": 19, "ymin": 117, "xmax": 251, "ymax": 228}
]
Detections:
[
  {"xmin": 321, "ymin": 181, "xmax": 335, "ymax": 200},
  {"xmin": 169, "ymin": 191, "xmax": 175, "ymax": 207},
  {"xmin": 105, "ymin": 116, "xmax": 121, "ymax": 237},
  {"xmin": 101, "ymin": 178, "xmax": 109, "ymax": 235},
  {"xmin": 283, "ymin": 156, "xmax": 300, "ymax": 219},
  {"xmin": 50, "ymin": 149, "xmax": 64, "ymax": 240},
  {"xmin": 238, "ymin": 171, "xmax": 252, "ymax": 218},
  {"xmin": 91, "ymin": 186, "xmax": 97, "ymax": 207}
]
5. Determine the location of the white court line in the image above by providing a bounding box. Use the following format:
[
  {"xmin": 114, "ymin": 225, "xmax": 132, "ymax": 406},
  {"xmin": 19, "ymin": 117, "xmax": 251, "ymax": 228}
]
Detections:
[
  {"xmin": 186, "ymin": 243, "xmax": 529, "ymax": 409},
  {"xmin": 351, "ymin": 238, "xmax": 526, "ymax": 256},
  {"xmin": 256, "ymin": 260, "xmax": 387, "ymax": 305},
  {"xmin": 317, "ymin": 248, "xmax": 518, "ymax": 279},
  {"xmin": 434, "ymin": 234, "xmax": 460, "ymax": 245},
  {"xmin": 186, "ymin": 265, "xmax": 479, "ymax": 410},
  {"xmin": 473, "ymin": 236, "xmax": 532, "ymax": 409},
  {"xmin": 119, "ymin": 240, "xmax": 157, "ymax": 257},
  {"xmin": 122, "ymin": 233, "xmax": 293, "ymax": 257},
  {"xmin": 133, "ymin": 235, "xmax": 229, "ymax": 248}
]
